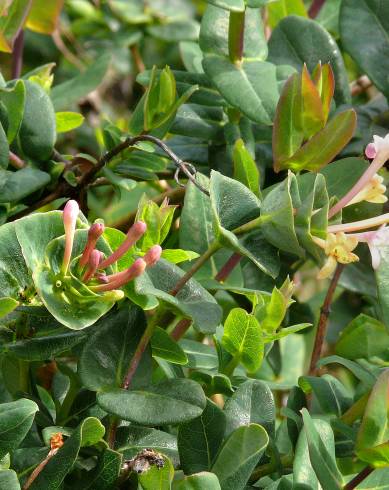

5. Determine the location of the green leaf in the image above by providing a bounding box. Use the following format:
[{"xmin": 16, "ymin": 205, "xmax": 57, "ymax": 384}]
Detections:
[
  {"xmin": 261, "ymin": 172, "xmax": 304, "ymax": 257},
  {"xmin": 83, "ymin": 448, "xmax": 122, "ymax": 490},
  {"xmin": 272, "ymin": 73, "xmax": 304, "ymax": 169},
  {"xmin": 161, "ymin": 249, "xmax": 199, "ymax": 264},
  {"xmin": 0, "ymin": 79, "xmax": 25, "ymax": 144},
  {"xmin": 233, "ymin": 139, "xmax": 260, "ymax": 197},
  {"xmin": 19, "ymin": 80, "xmax": 56, "ymax": 161},
  {"xmin": 51, "ymin": 54, "xmax": 110, "ymax": 110},
  {"xmin": 151, "ymin": 327, "xmax": 188, "ymax": 365},
  {"xmin": 223, "ymin": 379, "xmax": 275, "ymax": 438},
  {"xmin": 55, "ymin": 112, "xmax": 84, "ymax": 133},
  {"xmin": 317, "ymin": 356, "xmax": 376, "ymax": 389},
  {"xmin": 179, "ymin": 339, "xmax": 219, "ymax": 370},
  {"xmin": 0, "ymin": 398, "xmax": 39, "ymax": 460},
  {"xmin": 28, "ymin": 417, "xmax": 104, "ymax": 489},
  {"xmin": 6, "ymin": 329, "xmax": 85, "ymax": 361},
  {"xmin": 300, "ymin": 409, "xmax": 343, "ymax": 489},
  {"xmin": 118, "ymin": 426, "xmax": 178, "ymax": 464},
  {"xmin": 0, "ymin": 168, "xmax": 51, "ymax": 203},
  {"xmin": 0, "ymin": 122, "xmax": 9, "ymax": 169},
  {"xmin": 134, "ymin": 259, "xmax": 222, "ymax": 334},
  {"xmin": 356, "ymin": 369, "xmax": 389, "ymax": 466},
  {"xmin": 210, "ymin": 170, "xmax": 279, "ymax": 278},
  {"xmin": 268, "ymin": 0, "xmax": 307, "ymax": 28},
  {"xmin": 79, "ymin": 306, "xmax": 152, "ymax": 390},
  {"xmin": 178, "ymin": 399, "xmax": 226, "ymax": 474},
  {"xmin": 279, "ymin": 110, "xmax": 357, "ymax": 172},
  {"xmin": 206, "ymin": 0, "xmax": 245, "ymax": 12},
  {"xmin": 268, "ymin": 15, "xmax": 351, "ymax": 105},
  {"xmin": 200, "ymin": 6, "xmax": 279, "ymax": 125},
  {"xmin": 335, "ymin": 314, "xmax": 389, "ymax": 360},
  {"xmin": 97, "ymin": 379, "xmax": 206, "ymax": 426},
  {"xmin": 173, "ymin": 472, "xmax": 221, "ymax": 490},
  {"xmin": 375, "ymin": 245, "xmax": 389, "ymax": 329},
  {"xmin": 0, "ymin": 297, "xmax": 18, "ymax": 318},
  {"xmin": 222, "ymin": 308, "xmax": 263, "ymax": 373},
  {"xmin": 211, "ymin": 424, "xmax": 269, "ymax": 490},
  {"xmin": 26, "ymin": 0, "xmax": 63, "ymax": 34},
  {"xmin": 294, "ymin": 415, "xmax": 339, "ymax": 490},
  {"xmin": 340, "ymin": 0, "xmax": 389, "ymax": 97},
  {"xmin": 138, "ymin": 454, "xmax": 174, "ymax": 490},
  {"xmin": 0, "ymin": 0, "xmax": 31, "ymax": 53},
  {"xmin": 0, "ymin": 470, "xmax": 20, "ymax": 490}
]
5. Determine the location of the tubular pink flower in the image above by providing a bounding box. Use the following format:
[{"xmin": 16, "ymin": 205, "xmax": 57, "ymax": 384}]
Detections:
[
  {"xmin": 143, "ymin": 245, "xmax": 162, "ymax": 267},
  {"xmin": 328, "ymin": 134, "xmax": 389, "ymax": 218},
  {"xmin": 83, "ymin": 250, "xmax": 103, "ymax": 282},
  {"xmin": 79, "ymin": 223, "xmax": 105, "ymax": 268},
  {"xmin": 99, "ymin": 221, "xmax": 147, "ymax": 269},
  {"xmin": 93, "ymin": 258, "xmax": 147, "ymax": 292},
  {"xmin": 348, "ymin": 225, "xmax": 389, "ymax": 269},
  {"xmin": 61, "ymin": 200, "xmax": 79, "ymax": 275},
  {"xmin": 327, "ymin": 213, "xmax": 389, "ymax": 234}
]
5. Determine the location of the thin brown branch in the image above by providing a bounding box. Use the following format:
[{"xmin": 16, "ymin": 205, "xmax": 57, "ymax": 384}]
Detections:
[
  {"xmin": 308, "ymin": 0, "xmax": 326, "ymax": 18},
  {"xmin": 343, "ymin": 466, "xmax": 374, "ymax": 490},
  {"xmin": 52, "ymin": 29, "xmax": 85, "ymax": 71},
  {"xmin": 130, "ymin": 44, "xmax": 145, "ymax": 74},
  {"xmin": 170, "ymin": 318, "xmax": 192, "ymax": 341},
  {"xmin": 308, "ymin": 264, "xmax": 344, "ymax": 376}
]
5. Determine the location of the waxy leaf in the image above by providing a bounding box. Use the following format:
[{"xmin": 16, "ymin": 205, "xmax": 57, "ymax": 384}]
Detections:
[
  {"xmin": 79, "ymin": 306, "xmax": 152, "ymax": 391},
  {"xmin": 97, "ymin": 379, "xmax": 206, "ymax": 426},
  {"xmin": 268, "ymin": 15, "xmax": 351, "ymax": 105},
  {"xmin": 268, "ymin": 0, "xmax": 307, "ymax": 28},
  {"xmin": 335, "ymin": 314, "xmax": 389, "ymax": 360},
  {"xmin": 340, "ymin": 0, "xmax": 389, "ymax": 97},
  {"xmin": 0, "ymin": 470, "xmax": 20, "ymax": 489},
  {"xmin": 19, "ymin": 80, "xmax": 56, "ymax": 161},
  {"xmin": 138, "ymin": 454, "xmax": 174, "ymax": 490},
  {"xmin": 0, "ymin": 168, "xmax": 51, "ymax": 203},
  {"xmin": 173, "ymin": 472, "xmax": 221, "ymax": 490},
  {"xmin": 233, "ymin": 139, "xmax": 260, "ymax": 197},
  {"xmin": 200, "ymin": 6, "xmax": 279, "ymax": 125},
  {"xmin": 28, "ymin": 417, "xmax": 105, "ymax": 489},
  {"xmin": 222, "ymin": 308, "xmax": 263, "ymax": 373},
  {"xmin": 55, "ymin": 112, "xmax": 84, "ymax": 133},
  {"xmin": 356, "ymin": 370, "xmax": 389, "ymax": 467},
  {"xmin": 26, "ymin": 0, "xmax": 64, "ymax": 34},
  {"xmin": 211, "ymin": 424, "xmax": 269, "ymax": 490},
  {"xmin": 300, "ymin": 409, "xmax": 343, "ymax": 489},
  {"xmin": 134, "ymin": 259, "xmax": 222, "ymax": 334},
  {"xmin": 223, "ymin": 379, "xmax": 275, "ymax": 438},
  {"xmin": 206, "ymin": 0, "xmax": 245, "ymax": 12},
  {"xmin": 83, "ymin": 448, "xmax": 122, "ymax": 490},
  {"xmin": 0, "ymin": 0, "xmax": 31, "ymax": 53},
  {"xmin": 151, "ymin": 327, "xmax": 188, "ymax": 365},
  {"xmin": 0, "ymin": 79, "xmax": 25, "ymax": 144},
  {"xmin": 178, "ymin": 399, "xmax": 226, "ymax": 474},
  {"xmin": 278, "ymin": 109, "xmax": 357, "ymax": 172},
  {"xmin": 0, "ymin": 398, "xmax": 39, "ymax": 460}
]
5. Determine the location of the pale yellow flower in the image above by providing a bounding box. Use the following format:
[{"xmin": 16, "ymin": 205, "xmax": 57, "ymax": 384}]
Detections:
[
  {"xmin": 347, "ymin": 174, "xmax": 387, "ymax": 206},
  {"xmin": 313, "ymin": 232, "xmax": 359, "ymax": 279}
]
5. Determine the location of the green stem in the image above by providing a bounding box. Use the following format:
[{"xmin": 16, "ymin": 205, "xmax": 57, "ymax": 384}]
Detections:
[
  {"xmin": 169, "ymin": 241, "xmax": 221, "ymax": 296},
  {"xmin": 249, "ymin": 453, "xmax": 294, "ymax": 482},
  {"xmin": 223, "ymin": 356, "xmax": 240, "ymax": 377},
  {"xmin": 232, "ymin": 215, "xmax": 267, "ymax": 235},
  {"xmin": 228, "ymin": 10, "xmax": 245, "ymax": 64}
]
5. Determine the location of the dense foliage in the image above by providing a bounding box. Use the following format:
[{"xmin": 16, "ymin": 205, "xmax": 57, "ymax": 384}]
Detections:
[{"xmin": 0, "ymin": 1, "xmax": 389, "ymax": 489}]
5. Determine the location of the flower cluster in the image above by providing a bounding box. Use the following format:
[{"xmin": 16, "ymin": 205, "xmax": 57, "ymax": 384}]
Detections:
[
  {"xmin": 62, "ymin": 200, "xmax": 161, "ymax": 293},
  {"xmin": 314, "ymin": 134, "xmax": 389, "ymax": 278}
]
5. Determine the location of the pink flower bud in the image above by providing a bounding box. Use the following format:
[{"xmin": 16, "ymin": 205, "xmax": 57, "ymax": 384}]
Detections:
[
  {"xmin": 143, "ymin": 245, "xmax": 162, "ymax": 267},
  {"xmin": 365, "ymin": 143, "xmax": 377, "ymax": 159},
  {"xmin": 93, "ymin": 258, "xmax": 147, "ymax": 292},
  {"xmin": 62, "ymin": 200, "xmax": 79, "ymax": 275},
  {"xmin": 83, "ymin": 249, "xmax": 103, "ymax": 282},
  {"xmin": 99, "ymin": 221, "xmax": 147, "ymax": 269},
  {"xmin": 79, "ymin": 222, "xmax": 105, "ymax": 268}
]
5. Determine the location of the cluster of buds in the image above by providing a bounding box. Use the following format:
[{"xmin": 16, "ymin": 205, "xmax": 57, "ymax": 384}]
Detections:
[
  {"xmin": 61, "ymin": 200, "xmax": 161, "ymax": 294},
  {"xmin": 314, "ymin": 134, "xmax": 389, "ymax": 279}
]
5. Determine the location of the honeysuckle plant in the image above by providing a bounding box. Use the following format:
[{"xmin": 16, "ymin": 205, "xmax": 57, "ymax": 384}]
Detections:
[{"xmin": 1, "ymin": 1, "xmax": 389, "ymax": 490}]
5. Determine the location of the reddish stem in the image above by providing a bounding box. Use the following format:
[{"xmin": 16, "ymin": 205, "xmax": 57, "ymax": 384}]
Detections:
[
  {"xmin": 12, "ymin": 30, "xmax": 24, "ymax": 79},
  {"xmin": 308, "ymin": 0, "xmax": 326, "ymax": 18},
  {"xmin": 170, "ymin": 319, "xmax": 192, "ymax": 341},
  {"xmin": 215, "ymin": 253, "xmax": 242, "ymax": 282},
  {"xmin": 308, "ymin": 264, "xmax": 344, "ymax": 376},
  {"xmin": 343, "ymin": 466, "xmax": 374, "ymax": 490}
]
